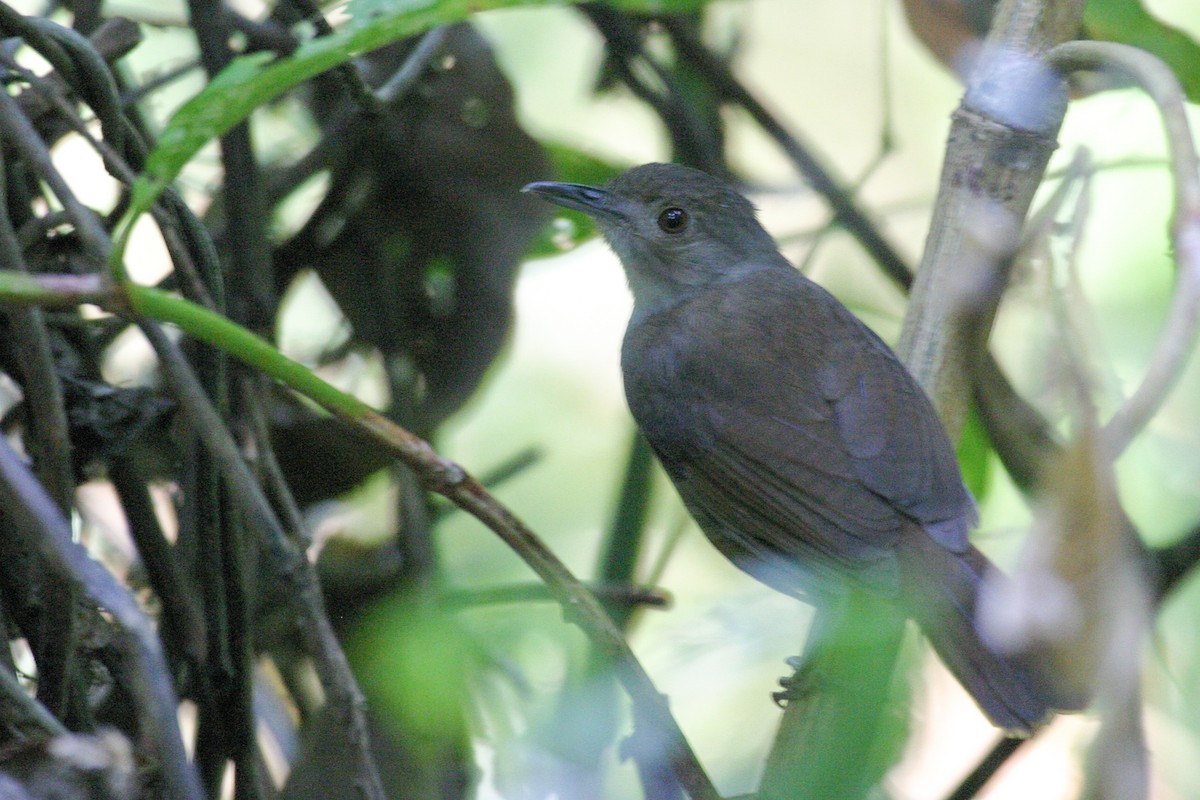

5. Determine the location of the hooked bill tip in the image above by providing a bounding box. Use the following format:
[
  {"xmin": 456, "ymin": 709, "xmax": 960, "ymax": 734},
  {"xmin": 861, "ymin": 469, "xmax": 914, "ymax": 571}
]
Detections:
[
  {"xmin": 521, "ymin": 181, "xmax": 615, "ymax": 219},
  {"xmin": 522, "ymin": 181, "xmax": 602, "ymax": 197},
  {"xmin": 521, "ymin": 181, "xmax": 564, "ymax": 194}
]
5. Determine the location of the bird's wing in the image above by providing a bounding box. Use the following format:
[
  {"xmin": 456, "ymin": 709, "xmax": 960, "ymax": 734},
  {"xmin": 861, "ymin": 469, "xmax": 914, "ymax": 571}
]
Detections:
[
  {"xmin": 671, "ymin": 396, "xmax": 906, "ymax": 593},
  {"xmin": 820, "ymin": 327, "xmax": 977, "ymax": 551},
  {"xmin": 624, "ymin": 268, "xmax": 974, "ymax": 595}
]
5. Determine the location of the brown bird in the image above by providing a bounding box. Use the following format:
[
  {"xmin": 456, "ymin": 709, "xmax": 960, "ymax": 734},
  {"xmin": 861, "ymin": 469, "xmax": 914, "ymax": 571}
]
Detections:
[{"xmin": 525, "ymin": 162, "xmax": 1070, "ymax": 734}]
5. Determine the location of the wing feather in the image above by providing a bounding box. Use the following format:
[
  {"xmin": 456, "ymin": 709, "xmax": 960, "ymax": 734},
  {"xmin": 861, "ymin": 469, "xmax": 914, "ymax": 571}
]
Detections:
[{"xmin": 622, "ymin": 265, "xmax": 975, "ymax": 594}]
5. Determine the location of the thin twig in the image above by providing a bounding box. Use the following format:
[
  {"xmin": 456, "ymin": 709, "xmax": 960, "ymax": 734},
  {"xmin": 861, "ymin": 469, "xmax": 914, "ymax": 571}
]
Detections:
[
  {"xmin": 0, "ymin": 139, "xmax": 82, "ymax": 723},
  {"xmin": 968, "ymin": 151, "xmax": 1097, "ymax": 490},
  {"xmin": 20, "ymin": 16, "xmax": 127, "ymax": 151},
  {"xmin": 1045, "ymin": 42, "xmax": 1200, "ymax": 456},
  {"xmin": 188, "ymin": 0, "xmax": 274, "ymax": 330},
  {"xmin": 945, "ymin": 736, "xmax": 1027, "ymax": 800},
  {"xmin": 108, "ymin": 457, "xmax": 210, "ymax": 670},
  {"xmin": 282, "ymin": 0, "xmax": 380, "ymax": 114},
  {"xmin": 265, "ymin": 26, "xmax": 449, "ymax": 207},
  {"xmin": 0, "ymin": 660, "xmax": 68, "ymax": 738},
  {"xmin": 120, "ymin": 58, "xmax": 199, "ymax": 107},
  {"xmin": 0, "ymin": 154, "xmax": 74, "ymax": 515},
  {"xmin": 239, "ymin": 375, "xmax": 308, "ymax": 542},
  {"xmin": 2, "ymin": 17, "xmax": 141, "ymax": 139},
  {"xmin": 115, "ymin": 284, "xmax": 722, "ymax": 800},
  {"xmin": 440, "ymin": 582, "xmax": 670, "ymax": 612},
  {"xmin": 8, "ymin": 51, "xmax": 223, "ymax": 315},
  {"xmin": 0, "ymin": 90, "xmax": 110, "ymax": 261},
  {"xmin": 584, "ymin": 6, "xmax": 725, "ymax": 175},
  {"xmin": 430, "ymin": 466, "xmax": 720, "ymax": 800},
  {"xmin": 663, "ymin": 16, "xmax": 914, "ymax": 288},
  {"xmin": 374, "ymin": 26, "xmax": 448, "ymax": 105}
]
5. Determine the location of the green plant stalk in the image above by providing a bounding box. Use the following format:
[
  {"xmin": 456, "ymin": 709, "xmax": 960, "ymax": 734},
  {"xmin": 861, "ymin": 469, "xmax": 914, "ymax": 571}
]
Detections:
[
  {"xmin": 0, "ymin": 271, "xmax": 115, "ymax": 307},
  {"xmin": 128, "ymin": 284, "xmax": 372, "ymax": 418},
  {"xmin": 125, "ymin": 285, "xmax": 461, "ymax": 485}
]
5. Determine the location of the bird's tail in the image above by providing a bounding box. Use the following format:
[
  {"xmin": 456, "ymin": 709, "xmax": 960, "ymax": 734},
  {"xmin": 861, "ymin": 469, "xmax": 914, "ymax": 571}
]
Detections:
[{"xmin": 897, "ymin": 528, "xmax": 1077, "ymax": 736}]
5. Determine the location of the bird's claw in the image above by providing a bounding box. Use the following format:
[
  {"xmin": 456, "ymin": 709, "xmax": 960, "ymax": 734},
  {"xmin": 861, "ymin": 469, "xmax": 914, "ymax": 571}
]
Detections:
[{"xmin": 772, "ymin": 655, "xmax": 811, "ymax": 707}]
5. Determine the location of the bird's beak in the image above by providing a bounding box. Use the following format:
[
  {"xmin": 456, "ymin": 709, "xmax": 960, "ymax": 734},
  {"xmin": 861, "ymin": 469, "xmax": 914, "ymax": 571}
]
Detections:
[{"xmin": 521, "ymin": 181, "xmax": 627, "ymax": 222}]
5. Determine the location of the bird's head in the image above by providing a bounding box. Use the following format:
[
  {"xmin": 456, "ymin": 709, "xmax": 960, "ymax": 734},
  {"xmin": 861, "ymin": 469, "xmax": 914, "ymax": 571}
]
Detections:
[{"xmin": 524, "ymin": 163, "xmax": 781, "ymax": 320}]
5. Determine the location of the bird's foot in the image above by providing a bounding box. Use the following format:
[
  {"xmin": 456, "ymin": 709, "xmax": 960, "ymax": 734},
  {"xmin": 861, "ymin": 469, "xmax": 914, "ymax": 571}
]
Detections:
[{"xmin": 771, "ymin": 655, "xmax": 812, "ymax": 707}]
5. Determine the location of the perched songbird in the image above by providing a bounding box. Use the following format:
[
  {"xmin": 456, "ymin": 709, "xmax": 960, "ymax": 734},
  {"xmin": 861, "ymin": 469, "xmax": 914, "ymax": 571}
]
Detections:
[{"xmin": 525, "ymin": 163, "xmax": 1070, "ymax": 734}]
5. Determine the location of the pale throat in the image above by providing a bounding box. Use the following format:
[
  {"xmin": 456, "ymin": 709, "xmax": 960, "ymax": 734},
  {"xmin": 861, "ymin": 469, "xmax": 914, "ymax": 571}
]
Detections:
[{"xmin": 622, "ymin": 255, "xmax": 778, "ymax": 326}]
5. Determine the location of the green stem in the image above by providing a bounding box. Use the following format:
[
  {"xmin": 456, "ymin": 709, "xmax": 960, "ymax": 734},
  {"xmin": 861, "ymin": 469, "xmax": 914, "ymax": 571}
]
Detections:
[
  {"xmin": 0, "ymin": 271, "xmax": 114, "ymax": 308},
  {"xmin": 127, "ymin": 283, "xmax": 374, "ymax": 419},
  {"xmin": 0, "ymin": 254, "xmax": 721, "ymax": 800}
]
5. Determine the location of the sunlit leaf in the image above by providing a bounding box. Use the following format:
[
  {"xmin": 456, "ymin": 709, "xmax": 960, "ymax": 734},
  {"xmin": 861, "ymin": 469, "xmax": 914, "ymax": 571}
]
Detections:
[
  {"xmin": 344, "ymin": 0, "xmax": 438, "ymax": 31},
  {"xmin": 141, "ymin": 4, "xmax": 450, "ymax": 192}
]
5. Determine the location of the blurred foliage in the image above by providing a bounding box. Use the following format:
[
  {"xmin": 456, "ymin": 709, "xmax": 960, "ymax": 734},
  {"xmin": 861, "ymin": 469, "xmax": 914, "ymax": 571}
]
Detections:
[
  {"xmin": 957, "ymin": 404, "xmax": 994, "ymax": 501},
  {"xmin": 1084, "ymin": 0, "xmax": 1200, "ymax": 102},
  {"xmin": 351, "ymin": 599, "xmax": 472, "ymax": 763}
]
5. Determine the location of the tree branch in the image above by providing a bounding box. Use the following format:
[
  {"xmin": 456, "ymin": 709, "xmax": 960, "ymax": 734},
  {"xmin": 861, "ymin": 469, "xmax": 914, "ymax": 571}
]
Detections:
[
  {"xmin": 663, "ymin": 17, "xmax": 914, "ymax": 288},
  {"xmin": 137, "ymin": 320, "xmax": 389, "ymax": 800},
  {"xmin": 896, "ymin": 0, "xmax": 1084, "ymax": 431},
  {"xmin": 0, "ymin": 436, "xmax": 203, "ymax": 800},
  {"xmin": 87, "ymin": 283, "xmax": 723, "ymax": 800}
]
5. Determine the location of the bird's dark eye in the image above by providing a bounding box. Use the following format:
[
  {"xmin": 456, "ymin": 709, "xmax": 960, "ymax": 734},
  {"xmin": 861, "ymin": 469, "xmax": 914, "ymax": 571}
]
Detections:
[{"xmin": 657, "ymin": 207, "xmax": 689, "ymax": 234}]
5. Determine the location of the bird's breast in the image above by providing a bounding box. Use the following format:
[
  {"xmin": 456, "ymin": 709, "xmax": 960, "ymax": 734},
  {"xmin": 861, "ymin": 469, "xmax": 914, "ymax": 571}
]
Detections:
[{"xmin": 621, "ymin": 315, "xmax": 715, "ymax": 467}]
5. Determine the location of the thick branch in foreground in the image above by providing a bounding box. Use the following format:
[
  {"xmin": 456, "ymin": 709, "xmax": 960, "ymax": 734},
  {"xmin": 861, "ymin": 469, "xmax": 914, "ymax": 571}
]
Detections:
[
  {"xmin": 897, "ymin": 0, "xmax": 1086, "ymax": 431},
  {"xmin": 936, "ymin": 30, "xmax": 1200, "ymax": 798}
]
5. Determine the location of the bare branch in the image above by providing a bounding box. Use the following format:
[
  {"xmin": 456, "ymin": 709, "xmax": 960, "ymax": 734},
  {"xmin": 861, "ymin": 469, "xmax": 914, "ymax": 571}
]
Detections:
[
  {"xmin": 0, "ymin": 437, "xmax": 203, "ymax": 800},
  {"xmin": 0, "ymin": 90, "xmax": 110, "ymax": 262},
  {"xmin": 138, "ymin": 321, "xmax": 390, "ymax": 800},
  {"xmin": 0, "ymin": 660, "xmax": 67, "ymax": 738},
  {"xmin": 1043, "ymin": 42, "xmax": 1200, "ymax": 455}
]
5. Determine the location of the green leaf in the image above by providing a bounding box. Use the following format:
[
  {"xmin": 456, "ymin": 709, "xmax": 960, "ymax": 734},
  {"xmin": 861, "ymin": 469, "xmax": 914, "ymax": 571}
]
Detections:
[
  {"xmin": 115, "ymin": 0, "xmax": 473, "ymax": 271},
  {"xmin": 345, "ymin": 0, "xmax": 438, "ymax": 31},
  {"xmin": 759, "ymin": 592, "xmax": 910, "ymax": 800},
  {"xmin": 141, "ymin": 4, "xmax": 451, "ymax": 192},
  {"xmin": 1084, "ymin": 0, "xmax": 1200, "ymax": 103},
  {"xmin": 525, "ymin": 143, "xmax": 627, "ymax": 258}
]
